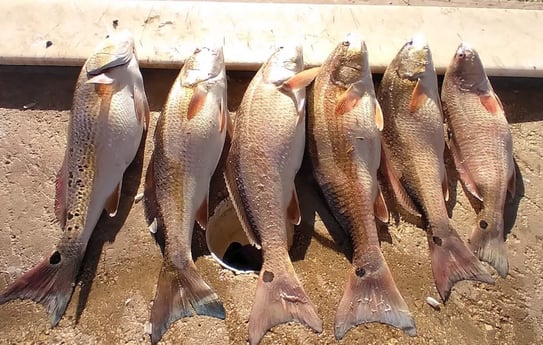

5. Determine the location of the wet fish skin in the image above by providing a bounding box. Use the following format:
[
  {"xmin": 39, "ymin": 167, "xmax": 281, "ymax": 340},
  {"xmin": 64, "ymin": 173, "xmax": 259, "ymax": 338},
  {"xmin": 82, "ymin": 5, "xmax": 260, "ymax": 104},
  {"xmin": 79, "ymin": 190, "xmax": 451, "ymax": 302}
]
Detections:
[
  {"xmin": 143, "ymin": 45, "xmax": 228, "ymax": 345},
  {"xmin": 307, "ymin": 33, "xmax": 415, "ymax": 339},
  {"xmin": 441, "ymin": 43, "xmax": 515, "ymax": 278},
  {"xmin": 0, "ymin": 30, "xmax": 149, "ymax": 325},
  {"xmin": 224, "ymin": 45, "xmax": 321, "ymax": 345},
  {"xmin": 377, "ymin": 36, "xmax": 494, "ymax": 301}
]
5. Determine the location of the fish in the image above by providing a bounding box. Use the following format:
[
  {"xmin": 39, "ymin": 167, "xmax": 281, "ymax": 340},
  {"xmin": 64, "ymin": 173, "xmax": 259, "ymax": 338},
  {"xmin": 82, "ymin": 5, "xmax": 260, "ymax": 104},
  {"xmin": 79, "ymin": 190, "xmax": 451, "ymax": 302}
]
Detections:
[
  {"xmin": 377, "ymin": 35, "xmax": 494, "ymax": 301},
  {"xmin": 224, "ymin": 45, "xmax": 321, "ymax": 344},
  {"xmin": 142, "ymin": 45, "xmax": 228, "ymax": 344},
  {"xmin": 441, "ymin": 43, "xmax": 516, "ymax": 278},
  {"xmin": 307, "ymin": 33, "xmax": 416, "ymax": 340},
  {"xmin": 0, "ymin": 30, "xmax": 149, "ymax": 325}
]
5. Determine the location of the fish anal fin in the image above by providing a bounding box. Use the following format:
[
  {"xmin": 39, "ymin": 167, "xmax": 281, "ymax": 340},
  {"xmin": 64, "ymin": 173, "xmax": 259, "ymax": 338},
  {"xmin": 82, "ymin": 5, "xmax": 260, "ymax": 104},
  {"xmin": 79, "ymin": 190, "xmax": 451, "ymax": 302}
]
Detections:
[
  {"xmin": 187, "ymin": 87, "xmax": 207, "ymax": 120},
  {"xmin": 150, "ymin": 260, "xmax": 225, "ymax": 345},
  {"xmin": 429, "ymin": 228, "xmax": 494, "ymax": 302},
  {"xmin": 335, "ymin": 85, "xmax": 361, "ymax": 116},
  {"xmin": 479, "ymin": 91, "xmax": 503, "ymax": 115},
  {"xmin": 54, "ymin": 158, "xmax": 68, "ymax": 227},
  {"xmin": 248, "ymin": 264, "xmax": 322, "ymax": 345},
  {"xmin": 195, "ymin": 197, "xmax": 209, "ymax": 230},
  {"xmin": 0, "ymin": 248, "xmax": 82, "ymax": 326},
  {"xmin": 448, "ymin": 136, "xmax": 483, "ymax": 201},
  {"xmin": 334, "ymin": 247, "xmax": 416, "ymax": 340},
  {"xmin": 409, "ymin": 79, "xmax": 428, "ymax": 113},
  {"xmin": 104, "ymin": 181, "xmax": 122, "ymax": 217},
  {"xmin": 374, "ymin": 101, "xmax": 384, "ymax": 131},
  {"xmin": 86, "ymin": 73, "xmax": 114, "ymax": 85},
  {"xmin": 287, "ymin": 189, "xmax": 301, "ymax": 225},
  {"xmin": 374, "ymin": 186, "xmax": 389, "ymax": 223},
  {"xmin": 281, "ymin": 67, "xmax": 320, "ymax": 93},
  {"xmin": 380, "ymin": 147, "xmax": 421, "ymax": 218}
]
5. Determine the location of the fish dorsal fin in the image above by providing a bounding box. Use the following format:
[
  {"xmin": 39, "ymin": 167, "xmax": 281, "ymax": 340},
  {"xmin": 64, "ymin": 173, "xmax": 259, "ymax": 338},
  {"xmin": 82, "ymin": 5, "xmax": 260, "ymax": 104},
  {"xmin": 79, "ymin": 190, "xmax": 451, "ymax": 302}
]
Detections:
[
  {"xmin": 508, "ymin": 163, "xmax": 517, "ymax": 198},
  {"xmin": 447, "ymin": 134, "xmax": 483, "ymax": 201},
  {"xmin": 380, "ymin": 145, "xmax": 421, "ymax": 218},
  {"xmin": 374, "ymin": 100, "xmax": 384, "ymax": 131},
  {"xmin": 187, "ymin": 87, "xmax": 208, "ymax": 120},
  {"xmin": 374, "ymin": 186, "xmax": 390, "ymax": 223},
  {"xmin": 409, "ymin": 79, "xmax": 428, "ymax": 113},
  {"xmin": 479, "ymin": 90, "xmax": 504, "ymax": 115},
  {"xmin": 287, "ymin": 188, "xmax": 302, "ymax": 225},
  {"xmin": 281, "ymin": 67, "xmax": 320, "ymax": 93},
  {"xmin": 54, "ymin": 158, "xmax": 68, "ymax": 228},
  {"xmin": 195, "ymin": 196, "xmax": 209, "ymax": 230},
  {"xmin": 134, "ymin": 84, "xmax": 150, "ymax": 131},
  {"xmin": 104, "ymin": 180, "xmax": 122, "ymax": 217},
  {"xmin": 86, "ymin": 73, "xmax": 115, "ymax": 85},
  {"xmin": 335, "ymin": 84, "xmax": 361, "ymax": 116}
]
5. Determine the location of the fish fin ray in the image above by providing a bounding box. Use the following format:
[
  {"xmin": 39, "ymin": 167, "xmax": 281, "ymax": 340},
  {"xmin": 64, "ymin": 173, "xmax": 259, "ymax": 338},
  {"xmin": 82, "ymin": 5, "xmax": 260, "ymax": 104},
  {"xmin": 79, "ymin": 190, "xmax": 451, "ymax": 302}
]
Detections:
[
  {"xmin": 430, "ymin": 228, "xmax": 494, "ymax": 301},
  {"xmin": 149, "ymin": 260, "xmax": 225, "ymax": 345},
  {"xmin": 187, "ymin": 87, "xmax": 207, "ymax": 120},
  {"xmin": 409, "ymin": 79, "xmax": 427, "ymax": 113},
  {"xmin": 374, "ymin": 186, "xmax": 389, "ymax": 223},
  {"xmin": 0, "ymin": 249, "xmax": 82, "ymax": 326},
  {"xmin": 335, "ymin": 85, "xmax": 361, "ymax": 116},
  {"xmin": 334, "ymin": 248, "xmax": 416, "ymax": 340},
  {"xmin": 104, "ymin": 180, "xmax": 122, "ymax": 217},
  {"xmin": 248, "ymin": 264, "xmax": 322, "ymax": 345},
  {"xmin": 287, "ymin": 188, "xmax": 302, "ymax": 225},
  {"xmin": 195, "ymin": 197, "xmax": 209, "ymax": 230},
  {"xmin": 448, "ymin": 135, "xmax": 483, "ymax": 201},
  {"xmin": 469, "ymin": 224, "xmax": 509, "ymax": 278},
  {"xmin": 380, "ymin": 147, "xmax": 421, "ymax": 218}
]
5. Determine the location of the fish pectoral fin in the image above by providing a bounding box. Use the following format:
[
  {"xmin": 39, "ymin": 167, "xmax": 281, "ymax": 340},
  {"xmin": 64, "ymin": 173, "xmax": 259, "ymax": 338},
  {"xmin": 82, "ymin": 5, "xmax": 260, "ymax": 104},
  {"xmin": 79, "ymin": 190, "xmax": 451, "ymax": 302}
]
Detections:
[
  {"xmin": 86, "ymin": 44, "xmax": 132, "ymax": 75},
  {"xmin": 281, "ymin": 67, "xmax": 320, "ymax": 93},
  {"xmin": 134, "ymin": 84, "xmax": 150, "ymax": 131},
  {"xmin": 479, "ymin": 90, "xmax": 504, "ymax": 115},
  {"xmin": 287, "ymin": 189, "xmax": 302, "ymax": 225},
  {"xmin": 104, "ymin": 181, "xmax": 122, "ymax": 217},
  {"xmin": 448, "ymin": 135, "xmax": 483, "ymax": 201},
  {"xmin": 218, "ymin": 99, "xmax": 227, "ymax": 134},
  {"xmin": 227, "ymin": 111, "xmax": 236, "ymax": 138},
  {"xmin": 86, "ymin": 73, "xmax": 115, "ymax": 85},
  {"xmin": 380, "ymin": 146, "xmax": 421, "ymax": 218},
  {"xmin": 195, "ymin": 197, "xmax": 209, "ymax": 230},
  {"xmin": 408, "ymin": 79, "xmax": 428, "ymax": 113},
  {"xmin": 374, "ymin": 186, "xmax": 390, "ymax": 223},
  {"xmin": 374, "ymin": 100, "xmax": 384, "ymax": 131},
  {"xmin": 442, "ymin": 173, "xmax": 450, "ymax": 202},
  {"xmin": 54, "ymin": 158, "xmax": 67, "ymax": 227},
  {"xmin": 187, "ymin": 87, "xmax": 208, "ymax": 120},
  {"xmin": 335, "ymin": 85, "xmax": 361, "ymax": 116}
]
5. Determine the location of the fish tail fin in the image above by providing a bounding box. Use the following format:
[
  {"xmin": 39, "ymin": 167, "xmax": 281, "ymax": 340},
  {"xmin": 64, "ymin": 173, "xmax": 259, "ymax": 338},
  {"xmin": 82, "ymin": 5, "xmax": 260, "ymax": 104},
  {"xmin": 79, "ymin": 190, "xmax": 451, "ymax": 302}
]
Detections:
[
  {"xmin": 334, "ymin": 246, "xmax": 416, "ymax": 340},
  {"xmin": 469, "ymin": 226, "xmax": 508, "ymax": 278},
  {"xmin": 0, "ymin": 249, "xmax": 81, "ymax": 326},
  {"xmin": 149, "ymin": 260, "xmax": 225, "ymax": 345},
  {"xmin": 429, "ymin": 226, "xmax": 495, "ymax": 301},
  {"xmin": 248, "ymin": 261, "xmax": 322, "ymax": 345}
]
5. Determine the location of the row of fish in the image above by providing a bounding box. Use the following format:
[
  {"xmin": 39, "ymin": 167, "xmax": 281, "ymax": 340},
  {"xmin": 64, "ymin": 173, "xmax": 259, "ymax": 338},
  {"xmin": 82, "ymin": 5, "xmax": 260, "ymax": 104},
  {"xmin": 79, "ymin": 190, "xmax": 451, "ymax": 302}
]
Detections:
[{"xmin": 0, "ymin": 29, "xmax": 515, "ymax": 345}]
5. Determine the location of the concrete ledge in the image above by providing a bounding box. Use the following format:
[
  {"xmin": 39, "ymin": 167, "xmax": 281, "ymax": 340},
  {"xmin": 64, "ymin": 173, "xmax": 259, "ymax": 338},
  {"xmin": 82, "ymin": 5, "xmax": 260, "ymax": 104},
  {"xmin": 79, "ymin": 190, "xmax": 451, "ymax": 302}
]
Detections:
[{"xmin": 1, "ymin": 0, "xmax": 542, "ymax": 77}]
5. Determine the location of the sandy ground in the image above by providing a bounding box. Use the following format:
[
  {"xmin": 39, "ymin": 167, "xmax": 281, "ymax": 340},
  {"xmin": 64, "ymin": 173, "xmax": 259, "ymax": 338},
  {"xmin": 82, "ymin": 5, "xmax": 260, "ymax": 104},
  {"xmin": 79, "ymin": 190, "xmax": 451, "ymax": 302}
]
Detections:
[{"xmin": 1, "ymin": 2, "xmax": 543, "ymax": 345}]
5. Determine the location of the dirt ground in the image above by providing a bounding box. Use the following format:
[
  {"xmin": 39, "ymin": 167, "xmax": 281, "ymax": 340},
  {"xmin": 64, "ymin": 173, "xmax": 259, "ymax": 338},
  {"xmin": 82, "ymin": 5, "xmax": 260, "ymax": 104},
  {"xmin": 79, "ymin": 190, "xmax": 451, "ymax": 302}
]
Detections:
[{"xmin": 1, "ymin": 2, "xmax": 543, "ymax": 345}]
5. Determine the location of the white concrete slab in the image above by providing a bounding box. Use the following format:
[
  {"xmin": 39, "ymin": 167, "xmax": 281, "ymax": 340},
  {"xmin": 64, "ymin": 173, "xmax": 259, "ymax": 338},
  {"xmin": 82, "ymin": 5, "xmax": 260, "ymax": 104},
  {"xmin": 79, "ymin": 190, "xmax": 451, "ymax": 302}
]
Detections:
[{"xmin": 0, "ymin": 0, "xmax": 541, "ymax": 76}]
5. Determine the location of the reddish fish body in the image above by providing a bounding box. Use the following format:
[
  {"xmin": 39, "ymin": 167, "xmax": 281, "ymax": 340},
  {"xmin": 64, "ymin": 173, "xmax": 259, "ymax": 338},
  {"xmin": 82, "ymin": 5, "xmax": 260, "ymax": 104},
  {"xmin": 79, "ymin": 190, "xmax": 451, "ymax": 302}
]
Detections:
[
  {"xmin": 441, "ymin": 43, "xmax": 516, "ymax": 277},
  {"xmin": 0, "ymin": 30, "xmax": 149, "ymax": 325},
  {"xmin": 377, "ymin": 36, "xmax": 493, "ymax": 301},
  {"xmin": 307, "ymin": 34, "xmax": 415, "ymax": 339}
]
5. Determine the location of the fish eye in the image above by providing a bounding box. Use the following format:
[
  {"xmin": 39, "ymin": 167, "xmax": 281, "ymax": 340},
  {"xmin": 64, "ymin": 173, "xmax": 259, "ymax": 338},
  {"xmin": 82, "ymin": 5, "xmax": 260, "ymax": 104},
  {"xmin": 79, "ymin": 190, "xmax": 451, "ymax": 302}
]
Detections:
[
  {"xmin": 458, "ymin": 52, "xmax": 465, "ymax": 59},
  {"xmin": 342, "ymin": 41, "xmax": 350, "ymax": 47},
  {"xmin": 194, "ymin": 48, "xmax": 202, "ymax": 54}
]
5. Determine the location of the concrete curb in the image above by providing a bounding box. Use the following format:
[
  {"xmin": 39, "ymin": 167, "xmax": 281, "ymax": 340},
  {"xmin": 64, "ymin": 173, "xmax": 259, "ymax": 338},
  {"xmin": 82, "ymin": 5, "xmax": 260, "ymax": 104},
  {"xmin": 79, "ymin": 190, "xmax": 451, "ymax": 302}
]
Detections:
[{"xmin": 1, "ymin": 0, "xmax": 541, "ymax": 76}]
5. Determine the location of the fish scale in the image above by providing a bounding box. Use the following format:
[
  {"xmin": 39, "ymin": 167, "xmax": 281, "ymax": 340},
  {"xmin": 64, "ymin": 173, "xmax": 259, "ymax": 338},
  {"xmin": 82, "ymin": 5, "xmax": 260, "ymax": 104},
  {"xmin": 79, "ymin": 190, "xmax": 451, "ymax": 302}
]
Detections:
[
  {"xmin": 441, "ymin": 43, "xmax": 515, "ymax": 278},
  {"xmin": 0, "ymin": 30, "xmax": 149, "ymax": 326},
  {"xmin": 378, "ymin": 37, "xmax": 494, "ymax": 302},
  {"xmin": 307, "ymin": 35, "xmax": 415, "ymax": 340}
]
